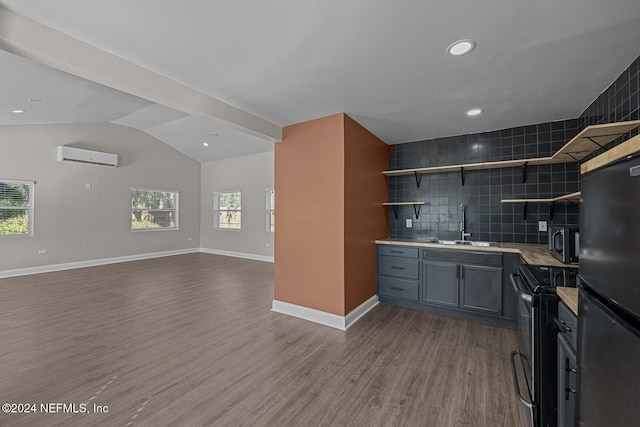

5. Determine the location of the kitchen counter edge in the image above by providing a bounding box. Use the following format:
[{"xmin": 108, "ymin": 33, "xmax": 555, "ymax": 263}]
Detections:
[
  {"xmin": 376, "ymin": 238, "xmax": 577, "ymax": 268},
  {"xmin": 556, "ymin": 287, "xmax": 579, "ymax": 315}
]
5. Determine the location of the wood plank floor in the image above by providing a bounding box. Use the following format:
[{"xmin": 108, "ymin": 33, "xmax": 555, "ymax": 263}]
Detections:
[{"xmin": 0, "ymin": 253, "xmax": 527, "ymax": 426}]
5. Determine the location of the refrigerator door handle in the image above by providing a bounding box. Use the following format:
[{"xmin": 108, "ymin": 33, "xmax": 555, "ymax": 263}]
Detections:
[
  {"xmin": 510, "ymin": 273, "xmax": 533, "ymax": 303},
  {"xmin": 510, "ymin": 350, "xmax": 535, "ymax": 409}
]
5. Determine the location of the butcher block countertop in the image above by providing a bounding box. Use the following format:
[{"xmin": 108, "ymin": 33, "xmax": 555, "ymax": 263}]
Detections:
[
  {"xmin": 557, "ymin": 287, "xmax": 579, "ymax": 315},
  {"xmin": 376, "ymin": 238, "xmax": 577, "ymax": 268}
]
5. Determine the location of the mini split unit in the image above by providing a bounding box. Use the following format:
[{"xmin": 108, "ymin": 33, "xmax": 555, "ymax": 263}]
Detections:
[{"xmin": 56, "ymin": 146, "xmax": 118, "ymax": 168}]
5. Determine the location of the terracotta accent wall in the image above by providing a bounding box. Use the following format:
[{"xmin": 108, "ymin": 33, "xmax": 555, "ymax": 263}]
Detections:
[
  {"xmin": 343, "ymin": 115, "xmax": 389, "ymax": 313},
  {"xmin": 274, "ymin": 114, "xmax": 346, "ymax": 315},
  {"xmin": 275, "ymin": 113, "xmax": 388, "ymax": 317}
]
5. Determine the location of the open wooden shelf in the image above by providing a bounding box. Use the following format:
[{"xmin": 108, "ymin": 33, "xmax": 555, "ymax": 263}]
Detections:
[
  {"xmin": 383, "ymin": 120, "xmax": 640, "ymax": 185},
  {"xmin": 500, "ymin": 191, "xmax": 581, "ymax": 204},
  {"xmin": 501, "ymin": 192, "xmax": 581, "ymax": 220},
  {"xmin": 581, "ymin": 134, "xmax": 640, "ymax": 174},
  {"xmin": 383, "ymin": 202, "xmax": 427, "ymax": 206},
  {"xmin": 383, "ymin": 202, "xmax": 427, "ymax": 219}
]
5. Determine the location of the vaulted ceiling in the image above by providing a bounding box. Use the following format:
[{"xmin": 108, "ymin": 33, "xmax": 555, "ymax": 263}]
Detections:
[{"xmin": 1, "ymin": 0, "xmax": 639, "ymax": 162}]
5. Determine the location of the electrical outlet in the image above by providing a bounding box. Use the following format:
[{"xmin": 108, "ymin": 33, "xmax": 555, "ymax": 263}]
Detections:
[
  {"xmin": 85, "ymin": 183, "xmax": 91, "ymax": 190},
  {"xmin": 38, "ymin": 249, "xmax": 47, "ymax": 254},
  {"xmin": 406, "ymin": 218, "xmax": 413, "ymax": 228},
  {"xmin": 538, "ymin": 221, "xmax": 547, "ymax": 232}
]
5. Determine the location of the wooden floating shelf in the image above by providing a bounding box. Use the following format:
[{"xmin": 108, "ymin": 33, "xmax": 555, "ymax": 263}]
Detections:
[
  {"xmin": 382, "ymin": 202, "xmax": 427, "ymax": 206},
  {"xmin": 383, "ymin": 202, "xmax": 427, "ymax": 220},
  {"xmin": 383, "ymin": 120, "xmax": 640, "ymax": 185},
  {"xmin": 383, "ymin": 157, "xmax": 550, "ymax": 177},
  {"xmin": 581, "ymin": 134, "xmax": 640, "ymax": 174},
  {"xmin": 500, "ymin": 191, "xmax": 581, "ymax": 204},
  {"xmin": 501, "ymin": 192, "xmax": 581, "ymax": 221}
]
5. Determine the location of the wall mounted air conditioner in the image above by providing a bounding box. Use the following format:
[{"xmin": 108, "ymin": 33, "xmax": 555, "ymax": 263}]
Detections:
[{"xmin": 56, "ymin": 146, "xmax": 118, "ymax": 167}]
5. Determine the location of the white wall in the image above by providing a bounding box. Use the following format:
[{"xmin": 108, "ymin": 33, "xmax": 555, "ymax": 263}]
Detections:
[
  {"xmin": 200, "ymin": 151, "xmax": 274, "ymax": 260},
  {"xmin": 0, "ymin": 123, "xmax": 201, "ymax": 271}
]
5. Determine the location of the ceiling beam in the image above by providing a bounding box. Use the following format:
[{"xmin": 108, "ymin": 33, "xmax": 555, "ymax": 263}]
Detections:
[{"xmin": 0, "ymin": 6, "xmax": 282, "ymax": 142}]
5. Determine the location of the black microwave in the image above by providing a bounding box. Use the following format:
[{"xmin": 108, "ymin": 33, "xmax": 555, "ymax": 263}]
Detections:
[{"xmin": 549, "ymin": 226, "xmax": 579, "ymax": 263}]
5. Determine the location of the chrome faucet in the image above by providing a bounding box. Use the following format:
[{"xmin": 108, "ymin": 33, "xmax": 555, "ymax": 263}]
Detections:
[{"xmin": 460, "ymin": 204, "xmax": 471, "ymax": 241}]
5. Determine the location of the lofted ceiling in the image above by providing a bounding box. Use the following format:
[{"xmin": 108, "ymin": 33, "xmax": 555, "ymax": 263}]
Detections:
[{"xmin": 1, "ymin": 0, "xmax": 640, "ymax": 163}]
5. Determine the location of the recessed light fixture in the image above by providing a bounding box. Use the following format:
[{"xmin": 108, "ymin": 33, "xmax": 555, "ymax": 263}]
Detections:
[
  {"xmin": 447, "ymin": 39, "xmax": 476, "ymax": 56},
  {"xmin": 12, "ymin": 109, "xmax": 25, "ymax": 114},
  {"xmin": 466, "ymin": 108, "xmax": 483, "ymax": 117},
  {"xmin": 202, "ymin": 142, "xmax": 209, "ymax": 147}
]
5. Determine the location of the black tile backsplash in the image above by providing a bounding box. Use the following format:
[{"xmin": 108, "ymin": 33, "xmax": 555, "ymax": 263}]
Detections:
[
  {"xmin": 579, "ymin": 55, "xmax": 640, "ymax": 159},
  {"xmin": 388, "ymin": 119, "xmax": 580, "ymax": 244},
  {"xmin": 388, "ymin": 54, "xmax": 640, "ymax": 244}
]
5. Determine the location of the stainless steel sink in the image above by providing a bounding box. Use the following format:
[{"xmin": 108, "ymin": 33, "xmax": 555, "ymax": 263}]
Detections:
[{"xmin": 429, "ymin": 239, "xmax": 500, "ymax": 247}]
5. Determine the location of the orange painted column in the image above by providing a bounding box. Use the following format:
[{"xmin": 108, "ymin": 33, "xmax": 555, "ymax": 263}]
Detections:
[{"xmin": 274, "ymin": 113, "xmax": 388, "ymax": 317}]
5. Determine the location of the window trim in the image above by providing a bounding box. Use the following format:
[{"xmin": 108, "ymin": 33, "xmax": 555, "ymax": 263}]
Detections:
[
  {"xmin": 130, "ymin": 187, "xmax": 179, "ymax": 232},
  {"xmin": 0, "ymin": 178, "xmax": 35, "ymax": 238},
  {"xmin": 213, "ymin": 191, "xmax": 242, "ymax": 231},
  {"xmin": 266, "ymin": 188, "xmax": 274, "ymax": 233}
]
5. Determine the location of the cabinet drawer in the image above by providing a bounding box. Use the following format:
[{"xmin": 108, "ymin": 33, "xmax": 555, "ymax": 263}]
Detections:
[
  {"xmin": 378, "ymin": 245, "xmax": 419, "ymax": 258},
  {"xmin": 558, "ymin": 301, "xmax": 578, "ymax": 351},
  {"xmin": 378, "ymin": 256, "xmax": 419, "ymax": 279},
  {"xmin": 422, "ymin": 248, "xmax": 502, "ymax": 266},
  {"xmin": 378, "ymin": 277, "xmax": 419, "ymax": 301}
]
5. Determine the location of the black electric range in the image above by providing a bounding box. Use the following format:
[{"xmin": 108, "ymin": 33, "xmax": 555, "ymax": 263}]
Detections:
[{"xmin": 509, "ymin": 264, "xmax": 578, "ymax": 427}]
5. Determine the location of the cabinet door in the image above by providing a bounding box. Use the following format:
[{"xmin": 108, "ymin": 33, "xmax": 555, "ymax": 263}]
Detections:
[
  {"xmin": 460, "ymin": 264, "xmax": 502, "ymax": 315},
  {"xmin": 422, "ymin": 260, "xmax": 459, "ymax": 307},
  {"xmin": 557, "ymin": 334, "xmax": 577, "ymax": 427}
]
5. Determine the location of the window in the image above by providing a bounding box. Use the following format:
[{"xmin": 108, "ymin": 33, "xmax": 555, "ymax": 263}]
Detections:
[
  {"xmin": 131, "ymin": 188, "xmax": 178, "ymax": 231},
  {"xmin": 266, "ymin": 189, "xmax": 275, "ymax": 232},
  {"xmin": 214, "ymin": 191, "xmax": 241, "ymax": 229},
  {"xmin": 0, "ymin": 179, "xmax": 34, "ymax": 237}
]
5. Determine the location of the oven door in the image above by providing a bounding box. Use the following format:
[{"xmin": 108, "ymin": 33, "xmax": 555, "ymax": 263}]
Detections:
[{"xmin": 510, "ymin": 272, "xmax": 535, "ymax": 425}]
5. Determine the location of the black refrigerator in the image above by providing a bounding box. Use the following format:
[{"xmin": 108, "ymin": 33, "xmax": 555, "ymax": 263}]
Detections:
[{"xmin": 578, "ymin": 152, "xmax": 640, "ymax": 426}]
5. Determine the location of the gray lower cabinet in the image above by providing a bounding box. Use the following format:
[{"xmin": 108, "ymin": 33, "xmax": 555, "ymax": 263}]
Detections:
[
  {"xmin": 557, "ymin": 301, "xmax": 578, "ymax": 427},
  {"xmin": 423, "ymin": 260, "xmax": 459, "ymax": 307},
  {"xmin": 423, "ymin": 260, "xmax": 502, "ymax": 315},
  {"xmin": 378, "ymin": 276, "xmax": 419, "ymax": 301},
  {"xmin": 377, "ymin": 244, "xmax": 513, "ymax": 326},
  {"xmin": 460, "ymin": 264, "xmax": 502, "ymax": 315},
  {"xmin": 377, "ymin": 246, "xmax": 420, "ymax": 302}
]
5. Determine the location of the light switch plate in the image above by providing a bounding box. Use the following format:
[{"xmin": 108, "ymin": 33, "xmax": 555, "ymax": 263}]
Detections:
[
  {"xmin": 538, "ymin": 221, "xmax": 547, "ymax": 232},
  {"xmin": 406, "ymin": 218, "xmax": 413, "ymax": 228}
]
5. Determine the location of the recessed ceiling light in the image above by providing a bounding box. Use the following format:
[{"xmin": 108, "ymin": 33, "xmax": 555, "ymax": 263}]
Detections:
[
  {"xmin": 12, "ymin": 109, "xmax": 25, "ymax": 114},
  {"xmin": 447, "ymin": 39, "xmax": 476, "ymax": 56},
  {"xmin": 202, "ymin": 142, "xmax": 209, "ymax": 147},
  {"xmin": 466, "ymin": 108, "xmax": 482, "ymax": 116}
]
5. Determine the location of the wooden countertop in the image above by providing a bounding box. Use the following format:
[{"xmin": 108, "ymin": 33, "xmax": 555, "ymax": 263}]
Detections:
[
  {"xmin": 376, "ymin": 238, "xmax": 578, "ymax": 268},
  {"xmin": 557, "ymin": 287, "xmax": 578, "ymax": 315}
]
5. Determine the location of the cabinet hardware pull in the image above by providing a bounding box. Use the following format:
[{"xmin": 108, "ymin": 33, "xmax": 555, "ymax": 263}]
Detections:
[
  {"xmin": 554, "ymin": 318, "xmax": 572, "ymax": 333},
  {"xmin": 390, "ymin": 250, "xmax": 403, "ymax": 254},
  {"xmin": 390, "ymin": 287, "xmax": 404, "ymax": 291},
  {"xmin": 391, "ymin": 266, "xmax": 406, "ymax": 270}
]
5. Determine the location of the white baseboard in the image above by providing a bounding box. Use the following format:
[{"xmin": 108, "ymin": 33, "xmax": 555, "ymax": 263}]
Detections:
[
  {"xmin": 345, "ymin": 295, "xmax": 379, "ymax": 329},
  {"xmin": 199, "ymin": 247, "xmax": 274, "ymax": 263},
  {"xmin": 271, "ymin": 295, "xmax": 379, "ymax": 331},
  {"xmin": 0, "ymin": 247, "xmax": 274, "ymax": 279},
  {"xmin": 0, "ymin": 248, "xmax": 199, "ymax": 279}
]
